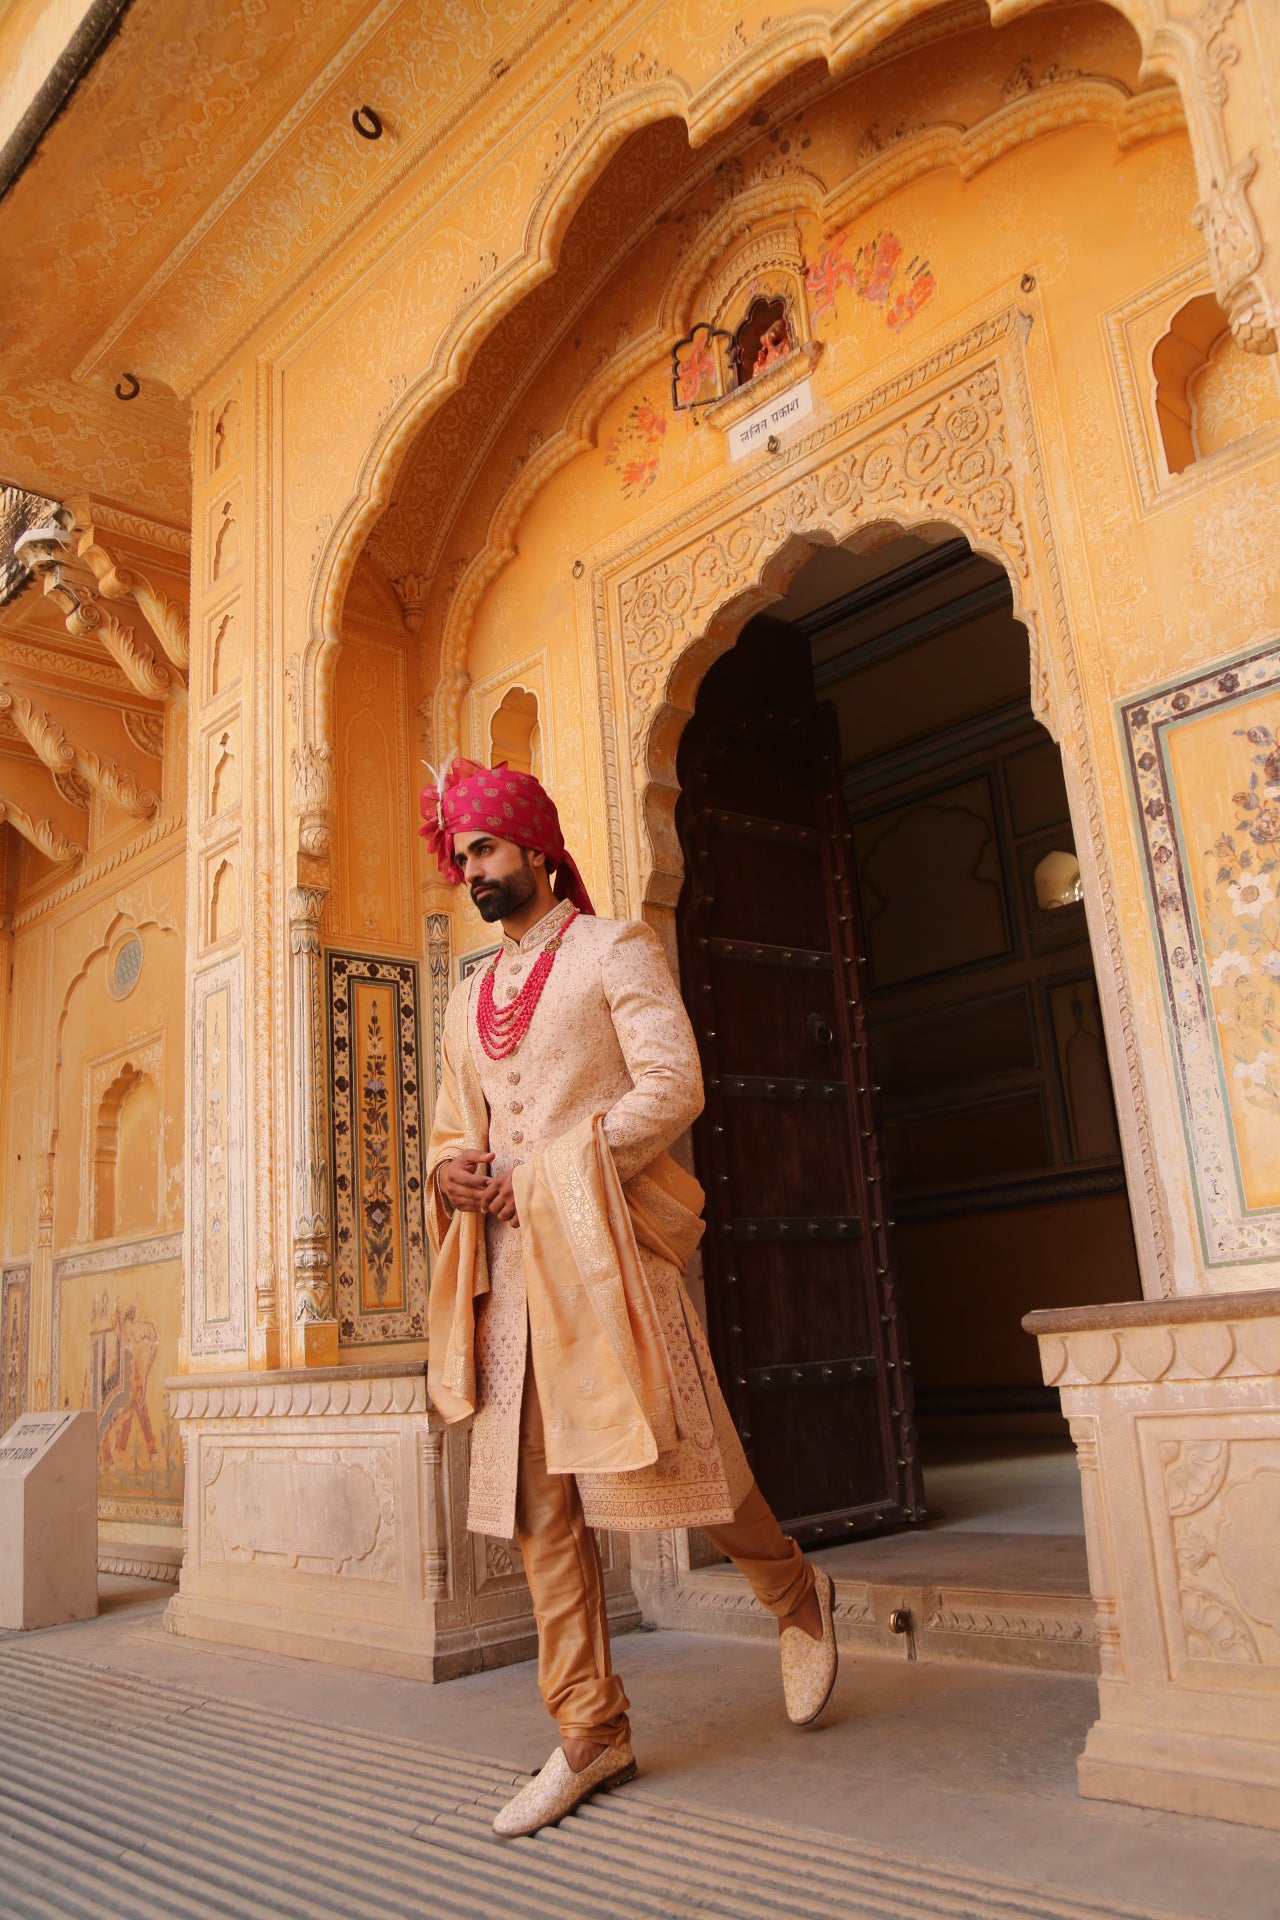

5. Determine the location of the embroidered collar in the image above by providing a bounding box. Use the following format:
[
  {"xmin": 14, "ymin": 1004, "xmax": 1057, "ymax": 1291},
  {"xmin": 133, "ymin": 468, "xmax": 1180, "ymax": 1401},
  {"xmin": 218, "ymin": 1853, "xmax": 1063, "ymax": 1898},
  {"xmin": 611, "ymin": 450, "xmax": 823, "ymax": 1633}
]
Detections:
[{"xmin": 501, "ymin": 897, "xmax": 575, "ymax": 956}]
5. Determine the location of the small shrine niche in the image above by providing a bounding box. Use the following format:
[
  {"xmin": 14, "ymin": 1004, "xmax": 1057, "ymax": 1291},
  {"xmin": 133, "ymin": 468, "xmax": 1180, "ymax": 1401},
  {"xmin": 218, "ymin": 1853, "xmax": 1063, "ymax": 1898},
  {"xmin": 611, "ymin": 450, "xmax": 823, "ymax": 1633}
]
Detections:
[
  {"xmin": 731, "ymin": 296, "xmax": 794, "ymax": 387},
  {"xmin": 671, "ymin": 223, "xmax": 821, "ymax": 423}
]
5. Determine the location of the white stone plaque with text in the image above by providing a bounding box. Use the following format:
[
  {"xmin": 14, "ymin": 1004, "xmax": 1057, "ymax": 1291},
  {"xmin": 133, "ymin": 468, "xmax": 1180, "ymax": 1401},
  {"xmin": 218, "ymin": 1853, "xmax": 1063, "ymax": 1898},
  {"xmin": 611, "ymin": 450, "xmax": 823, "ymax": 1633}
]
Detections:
[{"xmin": 0, "ymin": 1409, "xmax": 97, "ymax": 1628}]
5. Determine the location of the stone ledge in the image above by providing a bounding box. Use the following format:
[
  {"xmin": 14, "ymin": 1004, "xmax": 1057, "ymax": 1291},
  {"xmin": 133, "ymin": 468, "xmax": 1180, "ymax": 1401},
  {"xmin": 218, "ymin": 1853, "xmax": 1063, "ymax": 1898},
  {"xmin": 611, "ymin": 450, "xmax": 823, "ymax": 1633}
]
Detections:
[
  {"xmin": 1025, "ymin": 1292, "xmax": 1280, "ymax": 1388},
  {"xmin": 1023, "ymin": 1288, "xmax": 1280, "ymax": 1335},
  {"xmin": 166, "ymin": 1359, "xmax": 429, "ymax": 1422}
]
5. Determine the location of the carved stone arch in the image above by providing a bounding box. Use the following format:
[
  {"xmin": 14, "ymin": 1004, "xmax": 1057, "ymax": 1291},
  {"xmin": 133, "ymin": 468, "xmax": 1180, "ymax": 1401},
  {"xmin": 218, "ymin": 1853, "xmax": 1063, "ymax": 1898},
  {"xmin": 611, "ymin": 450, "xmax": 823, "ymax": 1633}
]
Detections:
[
  {"xmin": 635, "ymin": 507, "xmax": 1048, "ymax": 916},
  {"xmin": 586, "ymin": 300, "xmax": 1169, "ymax": 1297},
  {"xmin": 405, "ymin": 61, "xmax": 1188, "ymax": 771},
  {"xmin": 302, "ymin": 0, "xmax": 1268, "ymax": 862},
  {"xmin": 45, "ymin": 913, "xmax": 177, "ymax": 1184}
]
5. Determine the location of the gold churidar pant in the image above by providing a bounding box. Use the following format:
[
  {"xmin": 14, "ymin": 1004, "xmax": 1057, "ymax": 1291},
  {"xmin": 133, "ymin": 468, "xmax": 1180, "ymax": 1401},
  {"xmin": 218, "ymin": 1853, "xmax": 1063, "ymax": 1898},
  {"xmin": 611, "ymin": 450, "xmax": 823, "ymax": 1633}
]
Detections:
[{"xmin": 514, "ymin": 1359, "xmax": 815, "ymax": 1748}]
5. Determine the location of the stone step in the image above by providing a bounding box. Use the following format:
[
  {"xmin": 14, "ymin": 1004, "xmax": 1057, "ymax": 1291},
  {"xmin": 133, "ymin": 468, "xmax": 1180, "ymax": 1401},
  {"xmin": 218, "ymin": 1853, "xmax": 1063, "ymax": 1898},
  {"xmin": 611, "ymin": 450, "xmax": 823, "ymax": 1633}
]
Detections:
[{"xmin": 668, "ymin": 1529, "xmax": 1099, "ymax": 1675}]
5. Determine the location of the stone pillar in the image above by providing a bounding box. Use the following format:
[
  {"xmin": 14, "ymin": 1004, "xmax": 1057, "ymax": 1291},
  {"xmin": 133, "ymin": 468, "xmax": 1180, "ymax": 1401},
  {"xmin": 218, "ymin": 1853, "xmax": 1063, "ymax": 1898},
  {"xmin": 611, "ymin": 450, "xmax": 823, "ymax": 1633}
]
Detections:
[
  {"xmin": 183, "ymin": 358, "xmax": 264, "ymax": 1372},
  {"xmin": 423, "ymin": 891, "xmax": 453, "ymax": 1101},
  {"xmin": 1026, "ymin": 1291, "xmax": 1280, "ymax": 1831},
  {"xmin": 287, "ymin": 883, "xmax": 336, "ymax": 1366}
]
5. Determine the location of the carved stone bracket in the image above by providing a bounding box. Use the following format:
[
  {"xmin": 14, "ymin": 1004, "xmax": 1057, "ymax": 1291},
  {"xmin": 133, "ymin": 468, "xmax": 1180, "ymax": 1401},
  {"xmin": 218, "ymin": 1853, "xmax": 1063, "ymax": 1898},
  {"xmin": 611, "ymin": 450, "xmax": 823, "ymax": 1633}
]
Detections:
[
  {"xmin": 15, "ymin": 526, "xmax": 182, "ymax": 703},
  {"xmin": 1192, "ymin": 152, "xmax": 1276, "ymax": 353},
  {"xmin": 68, "ymin": 499, "xmax": 191, "ymax": 670},
  {"xmin": 0, "ymin": 683, "xmax": 158, "ymax": 817},
  {"xmin": 288, "ymin": 884, "xmax": 334, "ymax": 1340},
  {"xmin": 0, "ymin": 799, "xmax": 82, "ymax": 865}
]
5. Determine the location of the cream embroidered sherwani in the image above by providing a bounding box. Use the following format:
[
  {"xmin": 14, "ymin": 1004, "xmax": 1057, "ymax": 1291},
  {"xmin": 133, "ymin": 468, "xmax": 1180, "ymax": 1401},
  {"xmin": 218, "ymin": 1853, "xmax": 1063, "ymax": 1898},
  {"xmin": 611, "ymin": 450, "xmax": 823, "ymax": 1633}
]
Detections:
[{"xmin": 424, "ymin": 900, "xmax": 752, "ymax": 1541}]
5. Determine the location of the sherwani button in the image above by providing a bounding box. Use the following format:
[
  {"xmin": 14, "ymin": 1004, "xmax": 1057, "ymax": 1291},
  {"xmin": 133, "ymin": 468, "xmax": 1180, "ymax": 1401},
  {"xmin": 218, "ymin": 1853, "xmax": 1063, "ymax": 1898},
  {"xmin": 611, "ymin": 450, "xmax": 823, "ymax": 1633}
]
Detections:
[
  {"xmin": 511, "ymin": 1100, "xmax": 524, "ymax": 1113},
  {"xmin": 509, "ymin": 1071, "xmax": 521, "ymax": 1084},
  {"xmin": 512, "ymin": 1130, "xmax": 524, "ymax": 1143}
]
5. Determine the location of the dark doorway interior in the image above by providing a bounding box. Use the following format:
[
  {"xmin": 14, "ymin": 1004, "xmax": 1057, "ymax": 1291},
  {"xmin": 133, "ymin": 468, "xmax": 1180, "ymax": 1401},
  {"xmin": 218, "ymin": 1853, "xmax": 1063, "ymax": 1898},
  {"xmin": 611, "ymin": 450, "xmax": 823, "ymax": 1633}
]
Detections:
[{"xmin": 677, "ymin": 531, "xmax": 1140, "ymax": 1551}]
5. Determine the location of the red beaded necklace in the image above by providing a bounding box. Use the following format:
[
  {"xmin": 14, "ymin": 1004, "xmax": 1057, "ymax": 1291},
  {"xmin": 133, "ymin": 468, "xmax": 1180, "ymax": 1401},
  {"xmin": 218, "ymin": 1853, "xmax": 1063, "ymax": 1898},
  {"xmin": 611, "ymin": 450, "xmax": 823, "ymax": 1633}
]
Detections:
[{"xmin": 475, "ymin": 908, "xmax": 578, "ymax": 1061}]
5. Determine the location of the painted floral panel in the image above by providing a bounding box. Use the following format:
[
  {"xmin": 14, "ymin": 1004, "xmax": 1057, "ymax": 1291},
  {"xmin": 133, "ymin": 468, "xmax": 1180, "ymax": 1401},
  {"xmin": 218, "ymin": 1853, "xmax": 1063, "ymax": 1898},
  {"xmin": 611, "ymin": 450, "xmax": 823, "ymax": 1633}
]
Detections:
[
  {"xmin": 328, "ymin": 953, "xmax": 427, "ymax": 1346},
  {"xmin": 1123, "ymin": 644, "xmax": 1280, "ymax": 1261}
]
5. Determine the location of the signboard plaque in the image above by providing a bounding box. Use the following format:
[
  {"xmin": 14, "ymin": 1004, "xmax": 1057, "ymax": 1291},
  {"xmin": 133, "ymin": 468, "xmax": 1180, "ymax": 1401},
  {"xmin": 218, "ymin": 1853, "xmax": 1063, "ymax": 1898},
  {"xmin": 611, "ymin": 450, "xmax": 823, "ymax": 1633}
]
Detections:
[{"xmin": 0, "ymin": 1409, "xmax": 97, "ymax": 1628}]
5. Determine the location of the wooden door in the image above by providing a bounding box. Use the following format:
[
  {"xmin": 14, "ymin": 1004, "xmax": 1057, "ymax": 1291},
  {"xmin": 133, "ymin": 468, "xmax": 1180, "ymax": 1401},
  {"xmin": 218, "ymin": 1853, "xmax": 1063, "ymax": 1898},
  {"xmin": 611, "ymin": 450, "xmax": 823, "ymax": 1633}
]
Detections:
[{"xmin": 676, "ymin": 619, "xmax": 923, "ymax": 1544}]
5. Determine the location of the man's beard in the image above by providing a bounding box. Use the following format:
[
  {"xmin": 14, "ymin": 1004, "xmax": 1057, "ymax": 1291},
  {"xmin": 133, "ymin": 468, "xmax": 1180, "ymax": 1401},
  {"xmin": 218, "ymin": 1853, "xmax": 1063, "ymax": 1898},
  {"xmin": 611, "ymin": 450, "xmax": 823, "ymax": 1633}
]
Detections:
[{"xmin": 471, "ymin": 857, "xmax": 536, "ymax": 923}]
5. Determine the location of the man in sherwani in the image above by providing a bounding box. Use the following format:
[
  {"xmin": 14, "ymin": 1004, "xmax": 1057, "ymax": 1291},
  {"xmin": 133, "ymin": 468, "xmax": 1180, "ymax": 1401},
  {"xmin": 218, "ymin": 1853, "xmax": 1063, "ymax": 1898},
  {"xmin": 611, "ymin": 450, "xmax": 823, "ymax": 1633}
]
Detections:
[{"xmin": 422, "ymin": 757, "xmax": 837, "ymax": 1839}]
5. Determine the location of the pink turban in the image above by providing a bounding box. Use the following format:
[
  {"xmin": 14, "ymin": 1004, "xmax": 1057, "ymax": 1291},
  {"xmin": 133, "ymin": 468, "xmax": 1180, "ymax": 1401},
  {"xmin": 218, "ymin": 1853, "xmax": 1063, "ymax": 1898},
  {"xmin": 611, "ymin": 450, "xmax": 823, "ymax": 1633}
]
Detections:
[{"xmin": 419, "ymin": 756, "xmax": 595, "ymax": 916}]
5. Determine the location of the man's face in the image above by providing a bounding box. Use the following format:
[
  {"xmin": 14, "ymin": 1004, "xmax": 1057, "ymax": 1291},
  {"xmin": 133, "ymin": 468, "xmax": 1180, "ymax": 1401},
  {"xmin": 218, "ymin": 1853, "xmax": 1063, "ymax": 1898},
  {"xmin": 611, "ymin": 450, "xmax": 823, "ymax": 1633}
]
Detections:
[{"xmin": 453, "ymin": 830, "xmax": 541, "ymax": 922}]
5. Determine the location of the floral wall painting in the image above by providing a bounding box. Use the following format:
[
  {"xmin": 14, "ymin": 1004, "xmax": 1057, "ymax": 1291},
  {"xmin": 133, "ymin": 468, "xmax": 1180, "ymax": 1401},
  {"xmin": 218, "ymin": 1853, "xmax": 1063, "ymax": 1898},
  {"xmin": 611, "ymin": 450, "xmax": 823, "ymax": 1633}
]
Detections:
[
  {"xmin": 1124, "ymin": 643, "xmax": 1280, "ymax": 1260},
  {"xmin": 604, "ymin": 397, "xmax": 668, "ymax": 496},
  {"xmin": 328, "ymin": 953, "xmax": 428, "ymax": 1346},
  {"xmin": 806, "ymin": 229, "xmax": 936, "ymax": 333}
]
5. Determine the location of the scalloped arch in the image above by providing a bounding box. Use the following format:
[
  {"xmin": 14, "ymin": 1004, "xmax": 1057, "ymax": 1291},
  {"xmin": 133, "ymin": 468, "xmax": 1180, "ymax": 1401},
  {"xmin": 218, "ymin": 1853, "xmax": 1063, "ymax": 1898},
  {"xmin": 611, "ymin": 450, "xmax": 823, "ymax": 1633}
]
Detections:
[
  {"xmin": 422, "ymin": 72, "xmax": 1182, "ymax": 761},
  {"xmin": 301, "ymin": 0, "xmax": 1188, "ymax": 791}
]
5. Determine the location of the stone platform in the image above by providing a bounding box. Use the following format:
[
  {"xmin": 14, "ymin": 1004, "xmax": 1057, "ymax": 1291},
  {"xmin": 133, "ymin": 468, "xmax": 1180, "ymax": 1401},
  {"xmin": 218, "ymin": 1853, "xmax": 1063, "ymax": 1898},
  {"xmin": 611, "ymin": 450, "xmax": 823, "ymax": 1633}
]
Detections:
[
  {"xmin": 1026, "ymin": 1289, "xmax": 1280, "ymax": 1832},
  {"xmin": 164, "ymin": 1360, "xmax": 637, "ymax": 1680}
]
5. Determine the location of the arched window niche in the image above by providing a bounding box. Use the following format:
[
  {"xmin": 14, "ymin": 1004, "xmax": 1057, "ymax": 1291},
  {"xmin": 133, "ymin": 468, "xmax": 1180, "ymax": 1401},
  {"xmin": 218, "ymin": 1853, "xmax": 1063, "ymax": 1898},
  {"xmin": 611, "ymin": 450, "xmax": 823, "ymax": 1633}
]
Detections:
[
  {"xmin": 489, "ymin": 685, "xmax": 541, "ymax": 779},
  {"xmin": 1153, "ymin": 292, "xmax": 1280, "ymax": 474},
  {"xmin": 93, "ymin": 1065, "xmax": 159, "ymax": 1241}
]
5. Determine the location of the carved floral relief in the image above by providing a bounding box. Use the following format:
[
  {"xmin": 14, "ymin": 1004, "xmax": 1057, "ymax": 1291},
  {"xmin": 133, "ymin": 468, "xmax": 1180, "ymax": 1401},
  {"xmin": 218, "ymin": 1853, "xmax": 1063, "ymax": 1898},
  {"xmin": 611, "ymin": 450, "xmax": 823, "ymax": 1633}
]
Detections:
[{"xmin": 1152, "ymin": 1432, "xmax": 1280, "ymax": 1672}]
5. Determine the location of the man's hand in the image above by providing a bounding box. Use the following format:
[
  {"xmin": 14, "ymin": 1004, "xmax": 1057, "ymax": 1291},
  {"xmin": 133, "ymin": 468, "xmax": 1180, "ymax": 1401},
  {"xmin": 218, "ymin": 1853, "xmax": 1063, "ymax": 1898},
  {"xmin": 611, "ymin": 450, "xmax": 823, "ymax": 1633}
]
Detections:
[
  {"xmin": 438, "ymin": 1152, "xmax": 495, "ymax": 1212},
  {"xmin": 482, "ymin": 1167, "xmax": 519, "ymax": 1227}
]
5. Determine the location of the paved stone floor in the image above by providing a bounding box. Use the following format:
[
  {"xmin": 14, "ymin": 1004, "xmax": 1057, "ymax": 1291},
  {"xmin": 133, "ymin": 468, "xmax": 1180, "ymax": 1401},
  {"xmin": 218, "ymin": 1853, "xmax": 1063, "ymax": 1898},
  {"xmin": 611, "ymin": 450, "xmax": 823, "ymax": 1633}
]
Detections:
[{"xmin": 2, "ymin": 1578, "xmax": 1278, "ymax": 1920}]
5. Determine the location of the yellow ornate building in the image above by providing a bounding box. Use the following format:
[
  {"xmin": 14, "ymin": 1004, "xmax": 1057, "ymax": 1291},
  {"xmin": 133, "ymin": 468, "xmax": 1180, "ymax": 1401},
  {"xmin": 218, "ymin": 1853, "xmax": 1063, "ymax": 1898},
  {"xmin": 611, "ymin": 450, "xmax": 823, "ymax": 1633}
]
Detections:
[{"xmin": 1, "ymin": 0, "xmax": 1279, "ymax": 1830}]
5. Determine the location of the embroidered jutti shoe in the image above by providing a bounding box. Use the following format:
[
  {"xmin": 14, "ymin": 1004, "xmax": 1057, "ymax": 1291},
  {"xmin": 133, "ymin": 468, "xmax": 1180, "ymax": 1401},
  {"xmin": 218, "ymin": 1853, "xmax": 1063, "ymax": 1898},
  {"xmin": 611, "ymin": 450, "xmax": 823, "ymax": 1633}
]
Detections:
[
  {"xmin": 492, "ymin": 1740, "xmax": 638, "ymax": 1837},
  {"xmin": 780, "ymin": 1566, "xmax": 838, "ymax": 1725}
]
